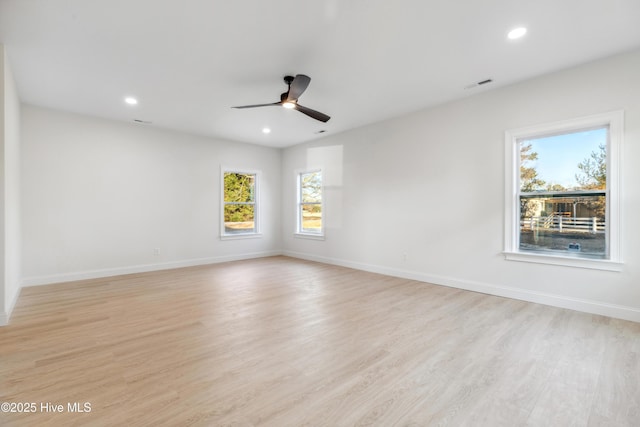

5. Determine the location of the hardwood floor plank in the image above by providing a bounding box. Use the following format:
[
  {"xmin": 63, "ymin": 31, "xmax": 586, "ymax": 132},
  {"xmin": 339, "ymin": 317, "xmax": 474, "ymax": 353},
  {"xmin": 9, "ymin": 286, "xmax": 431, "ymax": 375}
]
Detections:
[{"xmin": 1, "ymin": 256, "xmax": 639, "ymax": 426}]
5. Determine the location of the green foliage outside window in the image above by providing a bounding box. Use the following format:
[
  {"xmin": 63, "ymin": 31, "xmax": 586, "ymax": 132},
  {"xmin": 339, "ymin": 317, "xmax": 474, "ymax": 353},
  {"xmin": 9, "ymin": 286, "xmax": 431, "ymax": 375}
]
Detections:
[
  {"xmin": 224, "ymin": 172, "xmax": 256, "ymax": 231},
  {"xmin": 300, "ymin": 171, "xmax": 322, "ymax": 233}
]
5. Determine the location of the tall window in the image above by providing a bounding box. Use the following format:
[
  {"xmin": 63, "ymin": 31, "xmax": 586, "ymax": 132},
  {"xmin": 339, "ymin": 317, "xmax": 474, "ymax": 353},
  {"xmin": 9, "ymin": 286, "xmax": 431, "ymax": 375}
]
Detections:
[
  {"xmin": 297, "ymin": 170, "xmax": 323, "ymax": 236},
  {"xmin": 222, "ymin": 170, "xmax": 259, "ymax": 237},
  {"xmin": 505, "ymin": 111, "xmax": 622, "ymax": 270}
]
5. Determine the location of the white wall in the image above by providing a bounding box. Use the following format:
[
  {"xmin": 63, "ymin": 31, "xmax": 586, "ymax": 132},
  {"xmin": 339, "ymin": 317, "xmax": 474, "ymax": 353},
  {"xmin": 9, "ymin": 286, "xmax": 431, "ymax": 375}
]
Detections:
[
  {"xmin": 1, "ymin": 45, "xmax": 22, "ymax": 325},
  {"xmin": 282, "ymin": 49, "xmax": 640, "ymax": 322},
  {"xmin": 21, "ymin": 106, "xmax": 282, "ymax": 285}
]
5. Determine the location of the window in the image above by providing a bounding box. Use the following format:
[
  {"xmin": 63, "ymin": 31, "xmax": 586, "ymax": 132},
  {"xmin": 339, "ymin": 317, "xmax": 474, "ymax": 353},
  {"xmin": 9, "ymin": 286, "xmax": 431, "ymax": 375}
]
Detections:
[
  {"xmin": 221, "ymin": 169, "xmax": 260, "ymax": 238},
  {"xmin": 296, "ymin": 170, "xmax": 323, "ymax": 238},
  {"xmin": 504, "ymin": 111, "xmax": 622, "ymax": 270}
]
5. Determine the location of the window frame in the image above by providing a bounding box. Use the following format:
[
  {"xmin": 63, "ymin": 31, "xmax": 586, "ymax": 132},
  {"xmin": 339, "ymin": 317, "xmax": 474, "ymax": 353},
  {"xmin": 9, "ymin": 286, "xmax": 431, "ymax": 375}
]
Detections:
[
  {"xmin": 295, "ymin": 168, "xmax": 325, "ymax": 240},
  {"xmin": 220, "ymin": 167, "xmax": 262, "ymax": 240},
  {"xmin": 504, "ymin": 111, "xmax": 623, "ymax": 271}
]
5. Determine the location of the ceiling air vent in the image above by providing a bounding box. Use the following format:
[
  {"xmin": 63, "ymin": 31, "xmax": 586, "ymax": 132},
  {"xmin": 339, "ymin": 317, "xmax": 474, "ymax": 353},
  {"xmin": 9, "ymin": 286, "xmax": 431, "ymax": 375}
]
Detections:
[{"xmin": 464, "ymin": 78, "xmax": 493, "ymax": 90}]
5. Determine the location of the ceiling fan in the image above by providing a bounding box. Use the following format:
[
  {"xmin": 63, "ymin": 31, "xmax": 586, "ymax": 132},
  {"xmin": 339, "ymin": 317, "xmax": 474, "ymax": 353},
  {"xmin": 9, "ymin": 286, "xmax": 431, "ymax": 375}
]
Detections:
[{"xmin": 232, "ymin": 74, "xmax": 330, "ymax": 123}]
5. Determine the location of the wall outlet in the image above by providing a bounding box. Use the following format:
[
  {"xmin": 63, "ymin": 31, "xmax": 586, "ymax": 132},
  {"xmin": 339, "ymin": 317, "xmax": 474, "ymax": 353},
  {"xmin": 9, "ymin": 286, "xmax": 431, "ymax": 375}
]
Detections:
[
  {"xmin": 153, "ymin": 248, "xmax": 160, "ymax": 256},
  {"xmin": 402, "ymin": 253, "xmax": 407, "ymax": 262}
]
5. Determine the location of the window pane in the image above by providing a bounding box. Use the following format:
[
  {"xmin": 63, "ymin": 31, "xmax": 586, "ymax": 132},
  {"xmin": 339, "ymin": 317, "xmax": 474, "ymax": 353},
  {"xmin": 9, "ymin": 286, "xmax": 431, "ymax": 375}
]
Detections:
[
  {"xmin": 224, "ymin": 173, "xmax": 255, "ymax": 203},
  {"xmin": 301, "ymin": 171, "xmax": 322, "ymax": 203},
  {"xmin": 519, "ymin": 127, "xmax": 607, "ymax": 192},
  {"xmin": 224, "ymin": 204, "xmax": 255, "ymax": 234},
  {"xmin": 301, "ymin": 204, "xmax": 322, "ymax": 233},
  {"xmin": 518, "ymin": 127, "xmax": 608, "ymax": 258},
  {"xmin": 519, "ymin": 194, "xmax": 606, "ymax": 258}
]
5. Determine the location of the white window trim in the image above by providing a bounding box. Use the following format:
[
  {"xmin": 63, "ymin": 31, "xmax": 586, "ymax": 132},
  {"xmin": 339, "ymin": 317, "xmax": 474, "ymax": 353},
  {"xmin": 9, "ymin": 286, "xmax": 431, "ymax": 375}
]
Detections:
[
  {"xmin": 295, "ymin": 168, "xmax": 325, "ymax": 240},
  {"xmin": 503, "ymin": 111, "xmax": 623, "ymax": 271},
  {"xmin": 220, "ymin": 167, "xmax": 262, "ymax": 240}
]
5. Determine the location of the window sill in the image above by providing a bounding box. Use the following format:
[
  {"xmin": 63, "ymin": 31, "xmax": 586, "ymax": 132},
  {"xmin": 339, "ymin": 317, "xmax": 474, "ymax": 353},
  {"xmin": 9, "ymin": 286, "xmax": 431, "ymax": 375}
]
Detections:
[
  {"xmin": 220, "ymin": 233, "xmax": 262, "ymax": 241},
  {"xmin": 503, "ymin": 251, "xmax": 623, "ymax": 272},
  {"xmin": 294, "ymin": 232, "xmax": 325, "ymax": 241}
]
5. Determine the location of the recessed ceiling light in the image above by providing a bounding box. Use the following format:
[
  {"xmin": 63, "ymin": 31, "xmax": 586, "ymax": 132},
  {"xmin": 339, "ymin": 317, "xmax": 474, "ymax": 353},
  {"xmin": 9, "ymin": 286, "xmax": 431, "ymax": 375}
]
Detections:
[
  {"xmin": 282, "ymin": 101, "xmax": 296, "ymax": 109},
  {"xmin": 124, "ymin": 96, "xmax": 138, "ymax": 105},
  {"xmin": 507, "ymin": 27, "xmax": 527, "ymax": 40},
  {"xmin": 262, "ymin": 127, "xmax": 271, "ymax": 134}
]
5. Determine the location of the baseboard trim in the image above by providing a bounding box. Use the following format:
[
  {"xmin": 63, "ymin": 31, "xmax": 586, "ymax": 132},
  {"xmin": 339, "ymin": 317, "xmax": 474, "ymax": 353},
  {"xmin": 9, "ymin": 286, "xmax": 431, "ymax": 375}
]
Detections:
[
  {"xmin": 0, "ymin": 285, "xmax": 22, "ymax": 326},
  {"xmin": 21, "ymin": 251, "xmax": 283, "ymax": 287},
  {"xmin": 283, "ymin": 250, "xmax": 640, "ymax": 323}
]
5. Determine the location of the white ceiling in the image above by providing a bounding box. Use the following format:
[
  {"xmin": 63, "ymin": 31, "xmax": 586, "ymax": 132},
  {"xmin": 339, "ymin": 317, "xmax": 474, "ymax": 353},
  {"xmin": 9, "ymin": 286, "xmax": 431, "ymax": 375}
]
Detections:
[{"xmin": 1, "ymin": 0, "xmax": 639, "ymax": 148}]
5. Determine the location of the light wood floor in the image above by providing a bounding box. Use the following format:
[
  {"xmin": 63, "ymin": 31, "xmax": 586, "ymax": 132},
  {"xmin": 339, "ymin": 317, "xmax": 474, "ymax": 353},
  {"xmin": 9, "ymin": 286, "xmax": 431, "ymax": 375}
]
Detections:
[{"xmin": 1, "ymin": 256, "xmax": 639, "ymax": 426}]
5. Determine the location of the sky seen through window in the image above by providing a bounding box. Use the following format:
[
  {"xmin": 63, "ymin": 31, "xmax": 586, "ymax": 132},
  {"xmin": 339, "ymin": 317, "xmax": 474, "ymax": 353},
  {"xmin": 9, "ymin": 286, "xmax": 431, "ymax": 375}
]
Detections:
[{"xmin": 521, "ymin": 127, "xmax": 607, "ymax": 189}]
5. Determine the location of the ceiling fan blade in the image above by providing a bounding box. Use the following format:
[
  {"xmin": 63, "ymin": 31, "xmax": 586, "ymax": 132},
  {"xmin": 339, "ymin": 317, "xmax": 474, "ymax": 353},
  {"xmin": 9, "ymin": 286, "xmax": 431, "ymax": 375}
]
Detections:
[
  {"xmin": 286, "ymin": 74, "xmax": 311, "ymax": 101},
  {"xmin": 294, "ymin": 104, "xmax": 331, "ymax": 122},
  {"xmin": 232, "ymin": 102, "xmax": 281, "ymax": 109}
]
